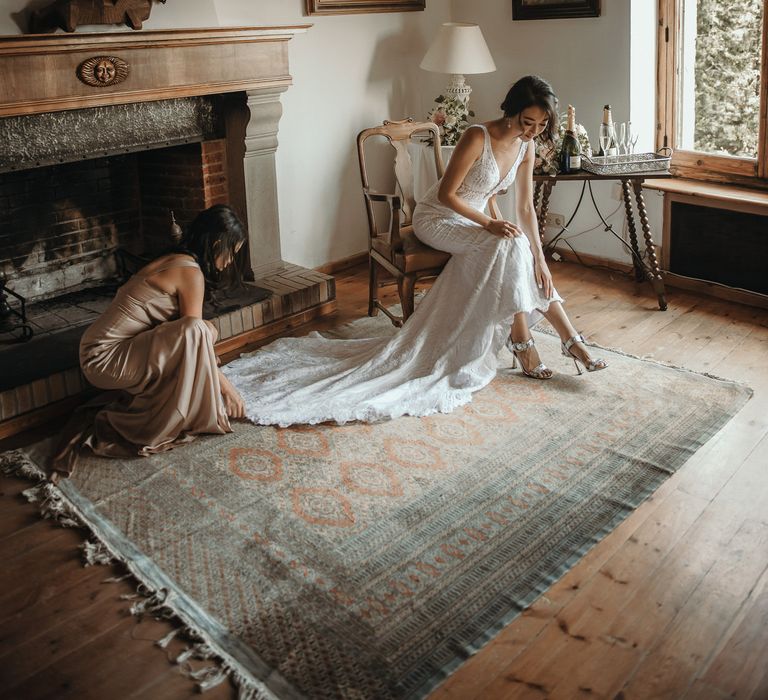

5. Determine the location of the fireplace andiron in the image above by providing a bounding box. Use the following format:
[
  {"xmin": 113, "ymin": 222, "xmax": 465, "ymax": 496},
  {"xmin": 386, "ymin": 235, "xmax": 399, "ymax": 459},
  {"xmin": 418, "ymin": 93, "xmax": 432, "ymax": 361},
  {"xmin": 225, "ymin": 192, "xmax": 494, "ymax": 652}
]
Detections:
[
  {"xmin": 29, "ymin": 0, "xmax": 167, "ymax": 34},
  {"xmin": 0, "ymin": 280, "xmax": 33, "ymax": 342}
]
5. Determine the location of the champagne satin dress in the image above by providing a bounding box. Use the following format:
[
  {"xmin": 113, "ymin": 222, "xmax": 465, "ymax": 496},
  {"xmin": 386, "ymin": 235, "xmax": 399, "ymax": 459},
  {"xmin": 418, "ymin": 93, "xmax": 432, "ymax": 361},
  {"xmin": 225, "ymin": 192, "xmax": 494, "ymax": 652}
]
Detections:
[{"xmin": 53, "ymin": 257, "xmax": 231, "ymax": 475}]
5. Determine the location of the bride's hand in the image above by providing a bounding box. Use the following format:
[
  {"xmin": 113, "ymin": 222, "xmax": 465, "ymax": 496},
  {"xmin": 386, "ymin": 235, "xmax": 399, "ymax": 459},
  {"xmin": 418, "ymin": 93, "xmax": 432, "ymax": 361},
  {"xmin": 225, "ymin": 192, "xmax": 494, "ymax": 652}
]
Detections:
[
  {"xmin": 219, "ymin": 373, "xmax": 245, "ymax": 418},
  {"xmin": 535, "ymin": 257, "xmax": 554, "ymax": 299},
  {"xmin": 486, "ymin": 218, "xmax": 524, "ymax": 239}
]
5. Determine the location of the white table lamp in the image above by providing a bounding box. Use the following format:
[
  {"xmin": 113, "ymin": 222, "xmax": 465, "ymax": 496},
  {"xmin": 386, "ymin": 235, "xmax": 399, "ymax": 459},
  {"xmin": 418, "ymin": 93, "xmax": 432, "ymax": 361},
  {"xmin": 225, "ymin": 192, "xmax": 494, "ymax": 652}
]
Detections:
[{"xmin": 420, "ymin": 22, "xmax": 496, "ymax": 104}]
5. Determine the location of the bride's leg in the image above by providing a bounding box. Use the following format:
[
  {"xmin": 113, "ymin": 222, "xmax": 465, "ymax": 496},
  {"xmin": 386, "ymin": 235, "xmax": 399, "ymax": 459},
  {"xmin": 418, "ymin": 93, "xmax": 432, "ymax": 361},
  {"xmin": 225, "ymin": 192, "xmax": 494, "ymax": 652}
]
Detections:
[
  {"xmin": 538, "ymin": 302, "xmax": 604, "ymax": 367},
  {"xmin": 508, "ymin": 312, "xmax": 552, "ymax": 378}
]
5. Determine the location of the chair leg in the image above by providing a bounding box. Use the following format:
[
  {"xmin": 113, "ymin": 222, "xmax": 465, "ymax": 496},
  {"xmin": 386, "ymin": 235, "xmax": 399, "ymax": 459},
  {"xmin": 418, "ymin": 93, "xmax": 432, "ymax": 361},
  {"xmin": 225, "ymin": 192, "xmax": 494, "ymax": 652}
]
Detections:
[
  {"xmin": 368, "ymin": 257, "xmax": 379, "ymax": 317},
  {"xmin": 398, "ymin": 274, "xmax": 416, "ymax": 322}
]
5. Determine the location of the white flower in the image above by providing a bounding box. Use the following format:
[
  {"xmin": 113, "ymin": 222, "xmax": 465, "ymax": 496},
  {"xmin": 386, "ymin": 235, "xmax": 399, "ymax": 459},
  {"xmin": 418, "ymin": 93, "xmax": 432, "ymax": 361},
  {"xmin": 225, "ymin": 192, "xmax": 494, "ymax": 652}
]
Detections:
[{"xmin": 425, "ymin": 93, "xmax": 473, "ymax": 146}]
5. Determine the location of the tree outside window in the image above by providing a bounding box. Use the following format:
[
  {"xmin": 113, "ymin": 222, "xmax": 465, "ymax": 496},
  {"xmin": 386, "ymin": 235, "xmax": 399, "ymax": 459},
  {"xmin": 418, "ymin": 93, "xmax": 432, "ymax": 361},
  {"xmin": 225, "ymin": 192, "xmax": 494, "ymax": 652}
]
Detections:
[{"xmin": 658, "ymin": 0, "xmax": 768, "ymax": 184}]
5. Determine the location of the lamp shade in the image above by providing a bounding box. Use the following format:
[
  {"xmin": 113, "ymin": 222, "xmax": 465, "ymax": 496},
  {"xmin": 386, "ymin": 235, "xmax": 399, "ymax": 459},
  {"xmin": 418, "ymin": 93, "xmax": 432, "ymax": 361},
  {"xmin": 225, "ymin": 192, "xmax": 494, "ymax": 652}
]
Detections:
[{"xmin": 420, "ymin": 23, "xmax": 496, "ymax": 75}]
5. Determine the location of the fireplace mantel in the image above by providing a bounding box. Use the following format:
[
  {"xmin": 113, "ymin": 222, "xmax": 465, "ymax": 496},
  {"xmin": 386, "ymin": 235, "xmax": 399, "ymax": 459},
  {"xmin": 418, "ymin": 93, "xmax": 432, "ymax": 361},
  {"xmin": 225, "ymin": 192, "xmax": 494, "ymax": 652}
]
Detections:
[{"xmin": 0, "ymin": 26, "xmax": 310, "ymax": 117}]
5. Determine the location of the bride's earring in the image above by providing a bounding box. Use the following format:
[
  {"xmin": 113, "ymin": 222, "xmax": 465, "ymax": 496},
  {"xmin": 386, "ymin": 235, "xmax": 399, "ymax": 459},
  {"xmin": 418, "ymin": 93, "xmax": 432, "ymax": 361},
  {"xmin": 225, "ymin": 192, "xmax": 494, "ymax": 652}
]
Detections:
[{"xmin": 505, "ymin": 118, "xmax": 513, "ymax": 129}]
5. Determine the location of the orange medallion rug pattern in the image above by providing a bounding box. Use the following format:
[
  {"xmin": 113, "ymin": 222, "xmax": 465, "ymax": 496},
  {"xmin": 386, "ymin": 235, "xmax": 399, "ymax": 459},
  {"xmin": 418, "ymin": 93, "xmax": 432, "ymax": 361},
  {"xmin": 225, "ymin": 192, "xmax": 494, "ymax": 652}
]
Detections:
[{"xmin": 3, "ymin": 330, "xmax": 752, "ymax": 699}]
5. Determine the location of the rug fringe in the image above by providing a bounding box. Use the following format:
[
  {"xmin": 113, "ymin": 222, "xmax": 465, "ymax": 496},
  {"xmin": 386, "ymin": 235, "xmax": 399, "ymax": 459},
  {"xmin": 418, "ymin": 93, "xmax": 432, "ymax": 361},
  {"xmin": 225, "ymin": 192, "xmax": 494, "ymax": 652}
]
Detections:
[
  {"xmin": 189, "ymin": 664, "xmax": 229, "ymax": 691},
  {"xmin": 25, "ymin": 482, "xmax": 82, "ymax": 528},
  {"xmin": 82, "ymin": 539, "xmax": 116, "ymax": 566},
  {"xmin": 155, "ymin": 628, "xmax": 180, "ymax": 649},
  {"xmin": 2, "ymin": 450, "xmax": 281, "ymax": 700},
  {"xmin": 1, "ymin": 449, "xmax": 47, "ymax": 481}
]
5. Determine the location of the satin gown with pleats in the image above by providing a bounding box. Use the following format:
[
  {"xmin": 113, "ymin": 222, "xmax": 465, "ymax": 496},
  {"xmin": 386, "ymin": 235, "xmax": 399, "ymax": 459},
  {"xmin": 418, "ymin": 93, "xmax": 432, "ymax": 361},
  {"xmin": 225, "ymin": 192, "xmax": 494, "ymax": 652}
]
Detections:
[
  {"xmin": 54, "ymin": 257, "xmax": 231, "ymax": 474},
  {"xmin": 222, "ymin": 124, "xmax": 563, "ymax": 427}
]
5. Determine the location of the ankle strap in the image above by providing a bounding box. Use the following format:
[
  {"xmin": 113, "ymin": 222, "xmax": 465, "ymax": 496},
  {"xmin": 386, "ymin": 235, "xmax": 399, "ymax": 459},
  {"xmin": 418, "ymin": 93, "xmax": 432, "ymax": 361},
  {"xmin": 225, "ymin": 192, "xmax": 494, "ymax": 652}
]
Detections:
[
  {"xmin": 509, "ymin": 337, "xmax": 535, "ymax": 352},
  {"xmin": 563, "ymin": 333, "xmax": 585, "ymax": 351}
]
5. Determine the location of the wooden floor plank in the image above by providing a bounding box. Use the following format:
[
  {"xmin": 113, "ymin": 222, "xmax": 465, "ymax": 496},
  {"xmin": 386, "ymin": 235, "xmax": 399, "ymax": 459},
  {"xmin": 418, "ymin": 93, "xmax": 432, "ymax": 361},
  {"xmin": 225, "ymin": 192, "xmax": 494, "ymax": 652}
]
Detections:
[
  {"xmin": 682, "ymin": 679, "xmax": 733, "ymax": 700},
  {"xmin": 0, "ymin": 564, "xmax": 119, "ymax": 657},
  {"xmin": 696, "ymin": 561, "xmax": 768, "ymax": 700},
  {"xmin": 616, "ymin": 519, "xmax": 768, "ymax": 699},
  {"xmin": 1, "ymin": 520, "xmax": 71, "ymax": 561},
  {"xmin": 0, "ymin": 616, "xmax": 195, "ymax": 700},
  {"xmin": 0, "ymin": 594, "xmax": 131, "ymax": 692}
]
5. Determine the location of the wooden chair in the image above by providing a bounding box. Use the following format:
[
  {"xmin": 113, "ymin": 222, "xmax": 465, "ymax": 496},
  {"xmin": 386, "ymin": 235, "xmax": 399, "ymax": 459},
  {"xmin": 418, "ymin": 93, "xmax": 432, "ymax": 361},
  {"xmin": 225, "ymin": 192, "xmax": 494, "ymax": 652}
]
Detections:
[{"xmin": 356, "ymin": 118, "xmax": 451, "ymax": 327}]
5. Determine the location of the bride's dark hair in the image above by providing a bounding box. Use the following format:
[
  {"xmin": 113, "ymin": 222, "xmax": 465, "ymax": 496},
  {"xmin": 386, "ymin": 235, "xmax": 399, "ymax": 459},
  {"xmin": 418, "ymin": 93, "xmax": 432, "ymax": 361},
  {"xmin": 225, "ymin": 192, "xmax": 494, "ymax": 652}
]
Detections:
[{"xmin": 500, "ymin": 75, "xmax": 559, "ymax": 142}]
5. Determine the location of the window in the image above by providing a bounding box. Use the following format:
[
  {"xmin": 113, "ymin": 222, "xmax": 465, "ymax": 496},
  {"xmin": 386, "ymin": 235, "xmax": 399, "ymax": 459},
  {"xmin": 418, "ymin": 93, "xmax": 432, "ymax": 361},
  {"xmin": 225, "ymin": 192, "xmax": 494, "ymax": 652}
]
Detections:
[{"xmin": 658, "ymin": 0, "xmax": 768, "ymax": 183}]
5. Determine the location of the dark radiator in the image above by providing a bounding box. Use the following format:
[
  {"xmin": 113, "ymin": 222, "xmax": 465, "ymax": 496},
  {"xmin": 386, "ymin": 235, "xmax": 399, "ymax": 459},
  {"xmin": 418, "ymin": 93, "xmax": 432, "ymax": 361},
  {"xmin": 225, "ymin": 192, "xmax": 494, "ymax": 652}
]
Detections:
[{"xmin": 669, "ymin": 201, "xmax": 768, "ymax": 295}]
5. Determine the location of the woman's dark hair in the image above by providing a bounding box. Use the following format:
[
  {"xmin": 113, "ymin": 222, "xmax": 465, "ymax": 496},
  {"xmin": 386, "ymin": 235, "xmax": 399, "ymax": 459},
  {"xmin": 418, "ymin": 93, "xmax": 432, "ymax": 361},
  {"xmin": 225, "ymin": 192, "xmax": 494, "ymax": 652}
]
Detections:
[
  {"xmin": 500, "ymin": 75, "xmax": 559, "ymax": 142},
  {"xmin": 178, "ymin": 204, "xmax": 246, "ymax": 282}
]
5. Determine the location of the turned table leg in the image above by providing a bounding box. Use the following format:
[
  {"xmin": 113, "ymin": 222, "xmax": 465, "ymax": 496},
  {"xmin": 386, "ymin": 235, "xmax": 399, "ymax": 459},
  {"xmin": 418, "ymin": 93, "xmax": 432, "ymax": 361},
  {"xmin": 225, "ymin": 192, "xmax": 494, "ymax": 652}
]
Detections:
[
  {"xmin": 621, "ymin": 179, "xmax": 646, "ymax": 282},
  {"xmin": 632, "ymin": 180, "xmax": 668, "ymax": 311},
  {"xmin": 538, "ymin": 181, "xmax": 553, "ymax": 244}
]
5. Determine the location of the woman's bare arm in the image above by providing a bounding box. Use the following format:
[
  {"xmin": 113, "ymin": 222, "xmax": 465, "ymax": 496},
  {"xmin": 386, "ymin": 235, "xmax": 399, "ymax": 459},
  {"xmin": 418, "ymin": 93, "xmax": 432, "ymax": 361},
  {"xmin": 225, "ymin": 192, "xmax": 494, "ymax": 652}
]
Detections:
[
  {"xmin": 174, "ymin": 266, "xmax": 206, "ymax": 318},
  {"xmin": 515, "ymin": 146, "xmax": 553, "ymax": 298}
]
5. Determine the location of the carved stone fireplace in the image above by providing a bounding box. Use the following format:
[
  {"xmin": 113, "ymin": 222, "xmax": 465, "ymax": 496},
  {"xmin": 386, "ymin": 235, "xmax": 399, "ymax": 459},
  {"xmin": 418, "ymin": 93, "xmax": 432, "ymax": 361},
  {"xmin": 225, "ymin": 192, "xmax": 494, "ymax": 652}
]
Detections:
[{"xmin": 0, "ymin": 26, "xmax": 336, "ymax": 433}]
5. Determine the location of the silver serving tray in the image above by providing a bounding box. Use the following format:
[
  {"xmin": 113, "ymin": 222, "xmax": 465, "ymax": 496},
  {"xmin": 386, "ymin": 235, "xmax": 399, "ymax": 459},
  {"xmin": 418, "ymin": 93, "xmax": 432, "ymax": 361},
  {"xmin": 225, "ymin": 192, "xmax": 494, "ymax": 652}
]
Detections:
[{"xmin": 580, "ymin": 148, "xmax": 672, "ymax": 175}]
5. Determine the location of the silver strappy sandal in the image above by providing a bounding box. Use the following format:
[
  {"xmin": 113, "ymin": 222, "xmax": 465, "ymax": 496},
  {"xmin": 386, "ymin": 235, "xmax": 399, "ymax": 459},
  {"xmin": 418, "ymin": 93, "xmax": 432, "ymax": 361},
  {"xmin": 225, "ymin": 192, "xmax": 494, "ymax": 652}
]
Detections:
[
  {"xmin": 561, "ymin": 333, "xmax": 608, "ymax": 375},
  {"xmin": 506, "ymin": 336, "xmax": 553, "ymax": 380}
]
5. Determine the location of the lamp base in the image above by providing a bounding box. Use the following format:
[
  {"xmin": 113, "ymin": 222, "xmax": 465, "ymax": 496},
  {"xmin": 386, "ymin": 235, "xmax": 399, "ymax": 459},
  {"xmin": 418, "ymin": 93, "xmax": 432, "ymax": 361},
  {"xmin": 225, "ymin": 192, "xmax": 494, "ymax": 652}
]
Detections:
[{"xmin": 445, "ymin": 74, "xmax": 472, "ymax": 104}]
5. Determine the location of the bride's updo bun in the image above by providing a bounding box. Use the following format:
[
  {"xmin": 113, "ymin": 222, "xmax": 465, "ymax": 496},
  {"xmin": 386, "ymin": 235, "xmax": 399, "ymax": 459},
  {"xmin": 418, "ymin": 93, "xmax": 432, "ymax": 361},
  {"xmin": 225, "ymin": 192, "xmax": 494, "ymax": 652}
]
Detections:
[{"xmin": 500, "ymin": 75, "xmax": 559, "ymax": 141}]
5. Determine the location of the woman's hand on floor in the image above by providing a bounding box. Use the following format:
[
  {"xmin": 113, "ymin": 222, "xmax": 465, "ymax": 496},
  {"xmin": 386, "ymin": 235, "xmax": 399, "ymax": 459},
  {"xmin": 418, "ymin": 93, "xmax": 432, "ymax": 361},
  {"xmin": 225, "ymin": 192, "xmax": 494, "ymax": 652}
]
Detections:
[{"xmin": 219, "ymin": 371, "xmax": 245, "ymax": 418}]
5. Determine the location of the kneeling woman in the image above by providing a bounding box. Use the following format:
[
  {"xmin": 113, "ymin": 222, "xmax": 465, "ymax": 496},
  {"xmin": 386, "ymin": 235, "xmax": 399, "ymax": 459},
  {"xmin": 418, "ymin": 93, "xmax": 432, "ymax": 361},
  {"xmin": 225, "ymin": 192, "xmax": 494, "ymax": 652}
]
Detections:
[{"xmin": 53, "ymin": 204, "xmax": 246, "ymax": 476}]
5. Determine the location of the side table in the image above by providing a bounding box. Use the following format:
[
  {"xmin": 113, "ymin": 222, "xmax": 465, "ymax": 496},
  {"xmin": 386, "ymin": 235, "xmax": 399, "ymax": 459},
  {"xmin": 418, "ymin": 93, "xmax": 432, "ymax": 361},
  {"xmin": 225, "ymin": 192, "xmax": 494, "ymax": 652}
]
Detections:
[{"xmin": 533, "ymin": 171, "xmax": 672, "ymax": 311}]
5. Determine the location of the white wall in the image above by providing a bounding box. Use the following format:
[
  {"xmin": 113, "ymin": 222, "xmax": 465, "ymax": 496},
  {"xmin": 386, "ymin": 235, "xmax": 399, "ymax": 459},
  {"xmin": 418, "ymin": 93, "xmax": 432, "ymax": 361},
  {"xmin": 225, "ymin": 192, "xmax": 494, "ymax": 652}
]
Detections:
[{"xmin": 212, "ymin": 1, "xmax": 451, "ymax": 268}]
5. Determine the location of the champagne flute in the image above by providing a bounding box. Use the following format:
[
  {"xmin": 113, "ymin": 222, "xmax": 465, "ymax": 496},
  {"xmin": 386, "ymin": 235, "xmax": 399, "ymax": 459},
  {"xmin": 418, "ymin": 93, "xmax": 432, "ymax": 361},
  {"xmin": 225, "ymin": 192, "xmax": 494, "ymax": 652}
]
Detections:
[
  {"xmin": 599, "ymin": 122, "xmax": 612, "ymax": 158},
  {"xmin": 618, "ymin": 122, "xmax": 628, "ymax": 155},
  {"xmin": 627, "ymin": 121, "xmax": 638, "ymax": 154}
]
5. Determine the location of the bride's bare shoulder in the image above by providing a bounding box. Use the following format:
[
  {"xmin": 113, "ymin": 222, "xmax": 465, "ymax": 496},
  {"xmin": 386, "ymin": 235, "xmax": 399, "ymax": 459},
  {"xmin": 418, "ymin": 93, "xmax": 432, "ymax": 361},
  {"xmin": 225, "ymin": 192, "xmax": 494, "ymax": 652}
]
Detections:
[{"xmin": 454, "ymin": 125, "xmax": 485, "ymax": 154}]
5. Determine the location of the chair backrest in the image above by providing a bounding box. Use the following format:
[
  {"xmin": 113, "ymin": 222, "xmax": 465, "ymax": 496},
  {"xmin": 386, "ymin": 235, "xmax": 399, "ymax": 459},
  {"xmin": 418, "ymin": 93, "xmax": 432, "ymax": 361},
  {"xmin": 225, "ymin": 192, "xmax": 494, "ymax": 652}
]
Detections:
[{"xmin": 357, "ymin": 119, "xmax": 444, "ymax": 238}]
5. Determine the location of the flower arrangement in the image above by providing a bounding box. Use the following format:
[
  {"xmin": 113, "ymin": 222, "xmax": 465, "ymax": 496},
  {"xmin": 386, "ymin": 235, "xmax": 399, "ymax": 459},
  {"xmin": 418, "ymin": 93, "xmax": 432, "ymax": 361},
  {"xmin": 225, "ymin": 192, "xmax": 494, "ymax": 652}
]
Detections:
[
  {"xmin": 426, "ymin": 94, "xmax": 474, "ymax": 146},
  {"xmin": 534, "ymin": 114, "xmax": 593, "ymax": 175}
]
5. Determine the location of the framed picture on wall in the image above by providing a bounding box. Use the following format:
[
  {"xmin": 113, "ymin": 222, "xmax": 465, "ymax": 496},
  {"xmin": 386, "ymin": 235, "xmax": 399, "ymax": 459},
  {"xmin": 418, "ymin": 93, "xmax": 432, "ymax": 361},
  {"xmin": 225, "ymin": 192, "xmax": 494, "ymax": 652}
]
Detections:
[
  {"xmin": 306, "ymin": 0, "xmax": 425, "ymax": 15},
  {"xmin": 512, "ymin": 0, "xmax": 601, "ymax": 20}
]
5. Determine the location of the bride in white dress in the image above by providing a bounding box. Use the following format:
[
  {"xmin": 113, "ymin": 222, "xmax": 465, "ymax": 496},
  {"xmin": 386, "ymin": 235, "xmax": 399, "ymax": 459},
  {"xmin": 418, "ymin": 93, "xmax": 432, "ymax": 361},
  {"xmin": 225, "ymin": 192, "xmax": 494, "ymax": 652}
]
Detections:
[{"xmin": 222, "ymin": 76, "xmax": 606, "ymax": 427}]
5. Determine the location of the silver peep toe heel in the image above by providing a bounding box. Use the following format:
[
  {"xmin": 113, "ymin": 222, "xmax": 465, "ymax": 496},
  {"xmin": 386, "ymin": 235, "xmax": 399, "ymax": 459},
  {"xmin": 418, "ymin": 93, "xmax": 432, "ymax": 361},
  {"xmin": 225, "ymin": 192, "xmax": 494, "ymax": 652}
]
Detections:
[
  {"xmin": 506, "ymin": 336, "xmax": 553, "ymax": 380},
  {"xmin": 561, "ymin": 333, "xmax": 608, "ymax": 375}
]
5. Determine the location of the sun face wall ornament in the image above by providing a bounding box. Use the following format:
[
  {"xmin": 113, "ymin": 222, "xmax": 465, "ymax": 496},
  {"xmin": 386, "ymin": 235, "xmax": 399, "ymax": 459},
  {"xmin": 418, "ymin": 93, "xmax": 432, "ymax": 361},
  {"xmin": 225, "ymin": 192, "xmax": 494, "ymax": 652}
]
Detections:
[{"xmin": 77, "ymin": 56, "xmax": 130, "ymax": 87}]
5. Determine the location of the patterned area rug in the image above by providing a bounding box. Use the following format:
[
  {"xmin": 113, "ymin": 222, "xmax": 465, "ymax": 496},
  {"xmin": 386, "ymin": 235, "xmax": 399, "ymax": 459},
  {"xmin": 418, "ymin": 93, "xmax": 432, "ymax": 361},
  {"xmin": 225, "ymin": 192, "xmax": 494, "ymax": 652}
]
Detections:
[{"xmin": 2, "ymin": 319, "xmax": 752, "ymax": 700}]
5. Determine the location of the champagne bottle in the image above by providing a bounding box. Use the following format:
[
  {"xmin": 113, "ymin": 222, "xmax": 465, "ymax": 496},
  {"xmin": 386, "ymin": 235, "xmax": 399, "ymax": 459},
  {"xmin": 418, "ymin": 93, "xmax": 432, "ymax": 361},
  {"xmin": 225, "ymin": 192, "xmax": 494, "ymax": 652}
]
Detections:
[
  {"xmin": 559, "ymin": 104, "xmax": 582, "ymax": 174},
  {"xmin": 599, "ymin": 104, "xmax": 617, "ymax": 156}
]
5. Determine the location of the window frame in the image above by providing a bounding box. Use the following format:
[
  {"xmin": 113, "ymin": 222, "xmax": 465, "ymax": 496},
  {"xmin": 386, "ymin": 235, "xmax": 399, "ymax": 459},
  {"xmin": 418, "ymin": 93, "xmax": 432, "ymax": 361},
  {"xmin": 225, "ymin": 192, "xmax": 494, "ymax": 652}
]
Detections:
[{"xmin": 657, "ymin": 0, "xmax": 768, "ymax": 185}]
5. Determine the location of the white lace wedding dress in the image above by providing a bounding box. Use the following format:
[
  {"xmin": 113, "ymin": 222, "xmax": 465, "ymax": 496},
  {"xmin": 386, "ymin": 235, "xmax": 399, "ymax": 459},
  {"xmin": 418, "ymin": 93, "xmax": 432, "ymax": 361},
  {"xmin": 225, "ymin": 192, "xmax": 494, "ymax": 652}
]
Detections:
[{"xmin": 223, "ymin": 125, "xmax": 562, "ymax": 426}]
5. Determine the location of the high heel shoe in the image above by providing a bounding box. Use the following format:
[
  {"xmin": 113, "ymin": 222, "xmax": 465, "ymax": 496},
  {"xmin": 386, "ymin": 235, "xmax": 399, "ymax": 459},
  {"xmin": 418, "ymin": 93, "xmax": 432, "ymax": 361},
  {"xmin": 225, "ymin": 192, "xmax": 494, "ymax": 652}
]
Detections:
[
  {"xmin": 561, "ymin": 333, "xmax": 607, "ymax": 375},
  {"xmin": 506, "ymin": 336, "xmax": 553, "ymax": 380}
]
